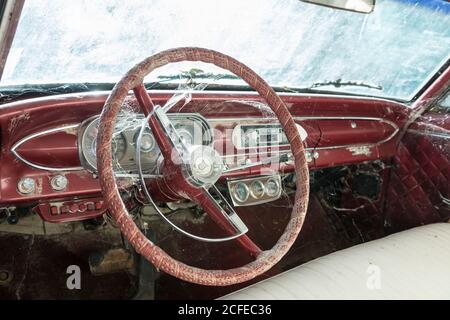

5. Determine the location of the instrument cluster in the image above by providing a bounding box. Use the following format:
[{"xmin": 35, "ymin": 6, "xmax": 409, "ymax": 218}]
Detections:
[
  {"xmin": 227, "ymin": 175, "xmax": 282, "ymax": 206},
  {"xmin": 78, "ymin": 113, "xmax": 213, "ymax": 174}
]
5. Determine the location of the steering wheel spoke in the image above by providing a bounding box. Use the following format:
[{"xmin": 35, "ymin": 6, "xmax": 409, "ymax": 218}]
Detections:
[
  {"xmin": 205, "ymin": 185, "xmax": 248, "ymax": 234},
  {"xmin": 188, "ymin": 185, "xmax": 262, "ymax": 258},
  {"xmin": 133, "ymin": 83, "xmax": 187, "ymax": 162},
  {"xmin": 133, "ymin": 83, "xmax": 155, "ymax": 116}
]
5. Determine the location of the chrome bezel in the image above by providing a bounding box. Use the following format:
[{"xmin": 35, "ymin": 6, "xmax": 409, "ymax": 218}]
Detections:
[
  {"xmin": 265, "ymin": 177, "xmax": 281, "ymax": 197},
  {"xmin": 249, "ymin": 180, "xmax": 265, "ymax": 199},
  {"xmin": 135, "ymin": 132, "xmax": 156, "ymax": 153},
  {"xmin": 232, "ymin": 182, "xmax": 250, "ymax": 203},
  {"xmin": 50, "ymin": 175, "xmax": 68, "ymax": 191},
  {"xmin": 17, "ymin": 177, "xmax": 36, "ymax": 195}
]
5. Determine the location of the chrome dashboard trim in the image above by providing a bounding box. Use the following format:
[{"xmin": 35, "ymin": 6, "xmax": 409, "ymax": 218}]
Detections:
[
  {"xmin": 311, "ymin": 116, "xmax": 399, "ymax": 151},
  {"xmin": 209, "ymin": 115, "xmax": 400, "ymax": 155},
  {"xmin": 11, "ymin": 114, "xmax": 401, "ymax": 173},
  {"xmin": 209, "ymin": 115, "xmax": 398, "ymax": 130},
  {"xmin": 11, "ymin": 124, "xmax": 84, "ymax": 172}
]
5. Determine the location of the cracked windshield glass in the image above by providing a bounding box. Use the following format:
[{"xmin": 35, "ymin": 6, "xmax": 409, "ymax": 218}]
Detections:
[{"xmin": 1, "ymin": 0, "xmax": 449, "ymax": 101}]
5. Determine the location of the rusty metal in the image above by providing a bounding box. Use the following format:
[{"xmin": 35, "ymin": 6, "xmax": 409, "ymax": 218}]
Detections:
[{"xmin": 89, "ymin": 248, "xmax": 135, "ymax": 276}]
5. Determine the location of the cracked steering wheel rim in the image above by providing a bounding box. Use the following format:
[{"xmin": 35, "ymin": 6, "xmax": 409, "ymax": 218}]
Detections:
[{"xmin": 96, "ymin": 47, "xmax": 310, "ymax": 286}]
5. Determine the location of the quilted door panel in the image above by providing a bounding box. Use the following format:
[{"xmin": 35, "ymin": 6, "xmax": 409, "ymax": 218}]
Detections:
[{"xmin": 385, "ymin": 112, "xmax": 450, "ymax": 232}]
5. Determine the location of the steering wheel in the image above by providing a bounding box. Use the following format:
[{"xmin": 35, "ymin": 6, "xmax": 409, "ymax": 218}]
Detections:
[{"xmin": 96, "ymin": 47, "xmax": 310, "ymax": 286}]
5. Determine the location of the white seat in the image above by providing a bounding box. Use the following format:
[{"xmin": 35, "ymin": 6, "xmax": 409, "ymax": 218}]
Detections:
[{"xmin": 220, "ymin": 223, "xmax": 450, "ymax": 300}]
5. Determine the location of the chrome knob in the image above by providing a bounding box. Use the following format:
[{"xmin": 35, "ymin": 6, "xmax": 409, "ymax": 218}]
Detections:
[
  {"xmin": 17, "ymin": 177, "xmax": 36, "ymax": 195},
  {"xmin": 50, "ymin": 175, "xmax": 68, "ymax": 191}
]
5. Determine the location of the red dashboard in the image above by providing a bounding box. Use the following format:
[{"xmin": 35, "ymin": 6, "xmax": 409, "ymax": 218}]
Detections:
[{"xmin": 0, "ymin": 91, "xmax": 410, "ymax": 222}]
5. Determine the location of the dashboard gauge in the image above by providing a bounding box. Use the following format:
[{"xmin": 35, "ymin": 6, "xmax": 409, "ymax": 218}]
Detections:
[
  {"xmin": 250, "ymin": 180, "xmax": 265, "ymax": 198},
  {"xmin": 176, "ymin": 127, "xmax": 194, "ymax": 146},
  {"xmin": 232, "ymin": 182, "xmax": 250, "ymax": 203},
  {"xmin": 81, "ymin": 118, "xmax": 127, "ymax": 170},
  {"xmin": 265, "ymin": 178, "xmax": 280, "ymax": 197},
  {"xmin": 134, "ymin": 132, "xmax": 156, "ymax": 153}
]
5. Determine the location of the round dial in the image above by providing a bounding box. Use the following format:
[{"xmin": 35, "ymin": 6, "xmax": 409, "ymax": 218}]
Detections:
[
  {"xmin": 135, "ymin": 132, "xmax": 156, "ymax": 153},
  {"xmin": 266, "ymin": 178, "xmax": 280, "ymax": 197},
  {"xmin": 81, "ymin": 118, "xmax": 127, "ymax": 170},
  {"xmin": 250, "ymin": 180, "xmax": 265, "ymax": 198},
  {"xmin": 233, "ymin": 182, "xmax": 249, "ymax": 203}
]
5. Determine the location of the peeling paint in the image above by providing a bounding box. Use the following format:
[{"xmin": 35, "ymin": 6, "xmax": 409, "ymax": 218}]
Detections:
[
  {"xmin": 8, "ymin": 112, "xmax": 30, "ymax": 134},
  {"xmin": 63, "ymin": 126, "xmax": 78, "ymax": 135},
  {"xmin": 35, "ymin": 177, "xmax": 43, "ymax": 195},
  {"xmin": 346, "ymin": 145, "xmax": 372, "ymax": 156}
]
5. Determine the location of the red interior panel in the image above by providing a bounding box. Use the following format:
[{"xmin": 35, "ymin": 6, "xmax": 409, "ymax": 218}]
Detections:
[
  {"xmin": 385, "ymin": 111, "xmax": 450, "ymax": 232},
  {"xmin": 0, "ymin": 91, "xmax": 409, "ymax": 213}
]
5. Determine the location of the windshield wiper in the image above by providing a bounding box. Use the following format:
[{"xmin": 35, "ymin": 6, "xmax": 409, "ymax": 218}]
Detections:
[
  {"xmin": 311, "ymin": 78, "xmax": 383, "ymax": 91},
  {"xmin": 157, "ymin": 68, "xmax": 240, "ymax": 83}
]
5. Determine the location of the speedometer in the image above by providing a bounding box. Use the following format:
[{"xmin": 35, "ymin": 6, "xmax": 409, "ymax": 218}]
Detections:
[{"xmin": 81, "ymin": 117, "xmax": 127, "ymax": 170}]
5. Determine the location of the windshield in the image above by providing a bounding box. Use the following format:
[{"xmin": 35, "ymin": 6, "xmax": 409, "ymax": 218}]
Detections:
[{"xmin": 1, "ymin": 0, "xmax": 449, "ymax": 101}]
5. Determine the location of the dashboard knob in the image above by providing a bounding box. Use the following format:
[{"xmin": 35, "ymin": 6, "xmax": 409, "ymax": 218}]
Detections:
[
  {"xmin": 17, "ymin": 177, "xmax": 36, "ymax": 195},
  {"xmin": 50, "ymin": 175, "xmax": 68, "ymax": 191}
]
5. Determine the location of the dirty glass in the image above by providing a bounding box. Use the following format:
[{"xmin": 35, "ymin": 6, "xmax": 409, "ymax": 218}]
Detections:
[
  {"xmin": 440, "ymin": 90, "xmax": 450, "ymax": 109},
  {"xmin": 1, "ymin": 0, "xmax": 449, "ymax": 101}
]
